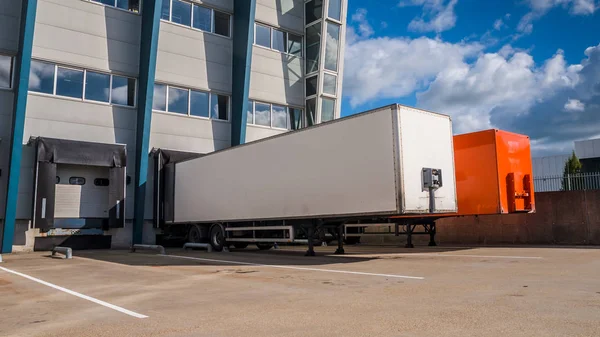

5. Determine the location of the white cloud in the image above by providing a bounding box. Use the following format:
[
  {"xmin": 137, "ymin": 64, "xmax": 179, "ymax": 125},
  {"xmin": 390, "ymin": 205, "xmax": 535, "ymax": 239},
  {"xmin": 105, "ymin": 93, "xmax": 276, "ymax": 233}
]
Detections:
[
  {"xmin": 493, "ymin": 19, "xmax": 504, "ymax": 30},
  {"xmin": 350, "ymin": 8, "xmax": 374, "ymax": 40},
  {"xmin": 517, "ymin": 0, "xmax": 598, "ymax": 35},
  {"xmin": 399, "ymin": 0, "xmax": 459, "ymax": 33},
  {"xmin": 343, "ymin": 36, "xmax": 483, "ymax": 107},
  {"xmin": 564, "ymin": 98, "xmax": 585, "ymax": 111}
]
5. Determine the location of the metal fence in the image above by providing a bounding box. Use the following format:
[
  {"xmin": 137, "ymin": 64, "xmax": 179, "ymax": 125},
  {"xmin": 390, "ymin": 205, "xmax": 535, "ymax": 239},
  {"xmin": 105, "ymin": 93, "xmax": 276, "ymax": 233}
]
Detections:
[{"xmin": 534, "ymin": 172, "xmax": 600, "ymax": 192}]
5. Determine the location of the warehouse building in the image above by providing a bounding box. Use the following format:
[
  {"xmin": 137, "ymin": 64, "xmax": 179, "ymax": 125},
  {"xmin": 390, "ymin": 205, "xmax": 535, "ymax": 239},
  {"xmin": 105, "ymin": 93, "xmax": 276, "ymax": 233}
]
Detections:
[{"xmin": 0, "ymin": 0, "xmax": 348, "ymax": 253}]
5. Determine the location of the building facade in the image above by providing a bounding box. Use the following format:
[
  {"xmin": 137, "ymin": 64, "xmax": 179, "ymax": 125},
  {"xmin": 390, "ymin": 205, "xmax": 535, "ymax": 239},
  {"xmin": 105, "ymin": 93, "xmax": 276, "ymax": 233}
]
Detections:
[{"xmin": 0, "ymin": 0, "xmax": 348, "ymax": 252}]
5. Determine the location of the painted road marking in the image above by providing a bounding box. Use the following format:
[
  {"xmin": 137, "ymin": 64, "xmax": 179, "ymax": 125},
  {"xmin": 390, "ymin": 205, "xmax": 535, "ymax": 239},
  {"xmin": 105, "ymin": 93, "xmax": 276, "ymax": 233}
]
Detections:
[
  {"xmin": 0, "ymin": 266, "xmax": 148, "ymax": 319},
  {"xmin": 160, "ymin": 254, "xmax": 424, "ymax": 280}
]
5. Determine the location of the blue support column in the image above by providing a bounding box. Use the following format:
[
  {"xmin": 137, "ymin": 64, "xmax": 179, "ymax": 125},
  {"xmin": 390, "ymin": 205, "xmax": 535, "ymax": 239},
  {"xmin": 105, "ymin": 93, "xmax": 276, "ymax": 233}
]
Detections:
[
  {"xmin": 1, "ymin": 0, "xmax": 38, "ymax": 254},
  {"xmin": 132, "ymin": 0, "xmax": 162, "ymax": 245},
  {"xmin": 230, "ymin": 0, "xmax": 257, "ymax": 146}
]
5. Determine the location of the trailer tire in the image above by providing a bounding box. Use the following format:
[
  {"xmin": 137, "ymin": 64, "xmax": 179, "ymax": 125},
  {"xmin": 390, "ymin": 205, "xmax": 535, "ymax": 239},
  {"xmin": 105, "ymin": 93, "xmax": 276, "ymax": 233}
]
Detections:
[
  {"xmin": 233, "ymin": 243, "xmax": 249, "ymax": 249},
  {"xmin": 209, "ymin": 224, "xmax": 226, "ymax": 252},
  {"xmin": 188, "ymin": 224, "xmax": 204, "ymax": 243},
  {"xmin": 256, "ymin": 243, "xmax": 273, "ymax": 250}
]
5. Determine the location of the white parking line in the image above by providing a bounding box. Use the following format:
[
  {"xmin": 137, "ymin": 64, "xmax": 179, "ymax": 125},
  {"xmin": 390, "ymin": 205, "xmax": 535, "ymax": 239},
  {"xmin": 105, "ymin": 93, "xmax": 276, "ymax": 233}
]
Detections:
[
  {"xmin": 401, "ymin": 253, "xmax": 543, "ymax": 259},
  {"xmin": 0, "ymin": 266, "xmax": 148, "ymax": 319},
  {"xmin": 160, "ymin": 254, "xmax": 425, "ymax": 280}
]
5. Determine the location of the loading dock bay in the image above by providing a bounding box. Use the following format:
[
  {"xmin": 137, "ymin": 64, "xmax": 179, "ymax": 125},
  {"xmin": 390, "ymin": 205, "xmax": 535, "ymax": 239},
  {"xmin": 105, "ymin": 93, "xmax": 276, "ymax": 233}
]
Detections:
[{"xmin": 1, "ymin": 246, "xmax": 600, "ymax": 337}]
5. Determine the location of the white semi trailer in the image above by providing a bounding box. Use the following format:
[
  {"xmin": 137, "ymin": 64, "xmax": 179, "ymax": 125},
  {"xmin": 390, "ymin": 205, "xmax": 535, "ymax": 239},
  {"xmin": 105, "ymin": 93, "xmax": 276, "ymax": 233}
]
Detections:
[{"xmin": 157, "ymin": 104, "xmax": 457, "ymax": 255}]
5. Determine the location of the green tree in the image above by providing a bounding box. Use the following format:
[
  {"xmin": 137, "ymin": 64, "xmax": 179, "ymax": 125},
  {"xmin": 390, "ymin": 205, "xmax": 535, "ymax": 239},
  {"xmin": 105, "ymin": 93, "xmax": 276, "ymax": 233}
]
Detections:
[{"xmin": 562, "ymin": 151, "xmax": 583, "ymax": 191}]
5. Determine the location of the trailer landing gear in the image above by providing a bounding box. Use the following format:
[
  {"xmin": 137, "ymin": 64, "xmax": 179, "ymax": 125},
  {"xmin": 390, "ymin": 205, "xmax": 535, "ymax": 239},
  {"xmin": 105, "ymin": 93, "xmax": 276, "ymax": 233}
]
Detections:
[
  {"xmin": 305, "ymin": 226, "xmax": 316, "ymax": 256},
  {"xmin": 428, "ymin": 223, "xmax": 437, "ymax": 247}
]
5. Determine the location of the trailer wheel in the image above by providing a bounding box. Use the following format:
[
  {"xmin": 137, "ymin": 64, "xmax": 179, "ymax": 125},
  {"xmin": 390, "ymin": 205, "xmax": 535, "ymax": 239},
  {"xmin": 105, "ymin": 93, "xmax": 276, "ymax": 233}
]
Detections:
[
  {"xmin": 256, "ymin": 243, "xmax": 273, "ymax": 250},
  {"xmin": 209, "ymin": 224, "xmax": 226, "ymax": 252},
  {"xmin": 233, "ymin": 243, "xmax": 249, "ymax": 249},
  {"xmin": 188, "ymin": 224, "xmax": 204, "ymax": 243}
]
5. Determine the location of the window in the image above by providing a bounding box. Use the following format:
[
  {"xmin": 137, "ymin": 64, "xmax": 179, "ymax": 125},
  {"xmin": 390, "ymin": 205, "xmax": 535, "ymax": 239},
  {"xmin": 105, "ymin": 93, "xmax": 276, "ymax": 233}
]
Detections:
[
  {"xmin": 288, "ymin": 33, "xmax": 302, "ymax": 56},
  {"xmin": 161, "ymin": 1, "xmax": 231, "ymax": 37},
  {"xmin": 56, "ymin": 67, "xmax": 84, "ymax": 99},
  {"xmin": 321, "ymin": 97, "xmax": 335, "ymax": 122},
  {"xmin": 190, "ymin": 90, "xmax": 209, "ymax": 118},
  {"xmin": 0, "ymin": 55, "xmax": 13, "ymax": 89},
  {"xmin": 246, "ymin": 100, "xmax": 254, "ymax": 124},
  {"xmin": 168, "ymin": 86, "xmax": 189, "ymax": 114},
  {"xmin": 91, "ymin": 0, "xmax": 140, "ymax": 13},
  {"xmin": 272, "ymin": 29, "xmax": 287, "ymax": 53},
  {"xmin": 247, "ymin": 101, "xmax": 303, "ymax": 130},
  {"xmin": 255, "ymin": 23, "xmax": 303, "ymax": 56},
  {"xmin": 211, "ymin": 93, "xmax": 228, "ymax": 120},
  {"xmin": 328, "ymin": 0, "xmax": 342, "ymax": 21},
  {"xmin": 305, "ymin": 0, "xmax": 323, "ymax": 25},
  {"xmin": 214, "ymin": 11, "xmax": 230, "ymax": 37},
  {"xmin": 306, "ymin": 98, "xmax": 317, "ymax": 127},
  {"xmin": 256, "ymin": 24, "xmax": 271, "ymax": 48},
  {"xmin": 325, "ymin": 23, "xmax": 340, "ymax": 72},
  {"xmin": 29, "ymin": 60, "xmax": 55, "ymax": 94},
  {"xmin": 323, "ymin": 73, "xmax": 337, "ymax": 95},
  {"xmin": 94, "ymin": 178, "xmax": 110, "ymax": 186},
  {"xmin": 289, "ymin": 108, "xmax": 303, "ymax": 130},
  {"xmin": 254, "ymin": 102, "xmax": 271, "ymax": 127},
  {"xmin": 306, "ymin": 76, "xmax": 318, "ymax": 97},
  {"xmin": 85, "ymin": 71, "xmax": 110, "ymax": 103},
  {"xmin": 69, "ymin": 177, "xmax": 86, "ymax": 185},
  {"xmin": 153, "ymin": 83, "xmax": 167, "ymax": 111},
  {"xmin": 306, "ymin": 22, "xmax": 321, "ymax": 74},
  {"xmin": 171, "ymin": 0, "xmax": 191, "ymax": 26},
  {"xmin": 111, "ymin": 75, "xmax": 136, "ymax": 106},
  {"xmin": 153, "ymin": 83, "xmax": 229, "ymax": 121},
  {"xmin": 192, "ymin": 4, "xmax": 211, "ymax": 31},
  {"xmin": 272, "ymin": 104, "xmax": 287, "ymax": 129}
]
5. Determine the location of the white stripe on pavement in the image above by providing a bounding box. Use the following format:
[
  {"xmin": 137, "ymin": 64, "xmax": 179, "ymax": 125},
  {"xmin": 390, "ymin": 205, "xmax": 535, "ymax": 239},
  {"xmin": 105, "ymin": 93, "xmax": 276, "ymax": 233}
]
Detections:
[
  {"xmin": 160, "ymin": 254, "xmax": 425, "ymax": 280},
  {"xmin": 0, "ymin": 266, "xmax": 148, "ymax": 319}
]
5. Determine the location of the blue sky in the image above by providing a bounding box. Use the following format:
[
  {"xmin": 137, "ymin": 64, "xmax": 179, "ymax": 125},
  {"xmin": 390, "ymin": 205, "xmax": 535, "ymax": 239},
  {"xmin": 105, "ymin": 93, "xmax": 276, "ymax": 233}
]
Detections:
[{"xmin": 340, "ymin": 0, "xmax": 600, "ymax": 156}]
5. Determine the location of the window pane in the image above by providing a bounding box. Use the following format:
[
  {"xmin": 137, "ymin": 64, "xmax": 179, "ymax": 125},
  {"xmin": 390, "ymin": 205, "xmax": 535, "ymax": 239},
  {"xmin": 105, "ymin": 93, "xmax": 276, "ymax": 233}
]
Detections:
[
  {"xmin": 325, "ymin": 23, "xmax": 340, "ymax": 72},
  {"xmin": 306, "ymin": 98, "xmax": 316, "ymax": 127},
  {"xmin": 0, "ymin": 55, "xmax": 12, "ymax": 89},
  {"xmin": 214, "ymin": 11, "xmax": 230, "ymax": 37},
  {"xmin": 56, "ymin": 67, "xmax": 84, "ymax": 98},
  {"xmin": 305, "ymin": 22, "xmax": 321, "ymax": 74},
  {"xmin": 117, "ymin": 0, "xmax": 140, "ymax": 12},
  {"xmin": 190, "ymin": 90, "xmax": 209, "ymax": 118},
  {"xmin": 168, "ymin": 87, "xmax": 189, "ymax": 114},
  {"xmin": 273, "ymin": 29, "xmax": 286, "ymax": 52},
  {"xmin": 305, "ymin": 0, "xmax": 323, "ymax": 25},
  {"xmin": 255, "ymin": 24, "xmax": 270, "ymax": 48},
  {"xmin": 287, "ymin": 33, "xmax": 302, "ymax": 56},
  {"xmin": 192, "ymin": 5, "xmax": 211, "ymax": 31},
  {"xmin": 112, "ymin": 75, "xmax": 136, "ymax": 106},
  {"xmin": 216, "ymin": 94, "xmax": 229, "ymax": 120},
  {"xmin": 94, "ymin": 0, "xmax": 114, "ymax": 6},
  {"xmin": 210, "ymin": 94, "xmax": 228, "ymax": 120},
  {"xmin": 160, "ymin": 0, "xmax": 170, "ymax": 20},
  {"xmin": 323, "ymin": 73, "xmax": 336, "ymax": 95},
  {"xmin": 306, "ymin": 76, "xmax": 318, "ymax": 97},
  {"xmin": 289, "ymin": 108, "xmax": 303, "ymax": 130},
  {"xmin": 272, "ymin": 105, "xmax": 287, "ymax": 129},
  {"xmin": 171, "ymin": 0, "xmax": 191, "ymax": 26},
  {"xmin": 328, "ymin": 0, "xmax": 341, "ymax": 20},
  {"xmin": 255, "ymin": 102, "xmax": 271, "ymax": 126},
  {"xmin": 153, "ymin": 83, "xmax": 167, "ymax": 111},
  {"xmin": 247, "ymin": 100, "xmax": 254, "ymax": 124},
  {"xmin": 85, "ymin": 71, "xmax": 110, "ymax": 102},
  {"xmin": 29, "ymin": 60, "xmax": 55, "ymax": 94},
  {"xmin": 321, "ymin": 97, "xmax": 335, "ymax": 122}
]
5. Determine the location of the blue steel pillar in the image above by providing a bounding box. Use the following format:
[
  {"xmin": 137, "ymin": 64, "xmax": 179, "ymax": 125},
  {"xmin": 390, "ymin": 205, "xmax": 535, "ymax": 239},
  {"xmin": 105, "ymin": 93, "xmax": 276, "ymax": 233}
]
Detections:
[
  {"xmin": 132, "ymin": 0, "xmax": 162, "ymax": 245},
  {"xmin": 230, "ymin": 0, "xmax": 257, "ymax": 146},
  {"xmin": 1, "ymin": 0, "xmax": 38, "ymax": 254}
]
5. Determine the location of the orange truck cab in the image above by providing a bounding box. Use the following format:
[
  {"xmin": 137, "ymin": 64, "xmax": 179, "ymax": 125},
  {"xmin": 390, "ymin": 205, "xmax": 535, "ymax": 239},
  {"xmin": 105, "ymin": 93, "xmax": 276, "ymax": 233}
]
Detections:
[{"xmin": 453, "ymin": 129, "xmax": 535, "ymax": 215}]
